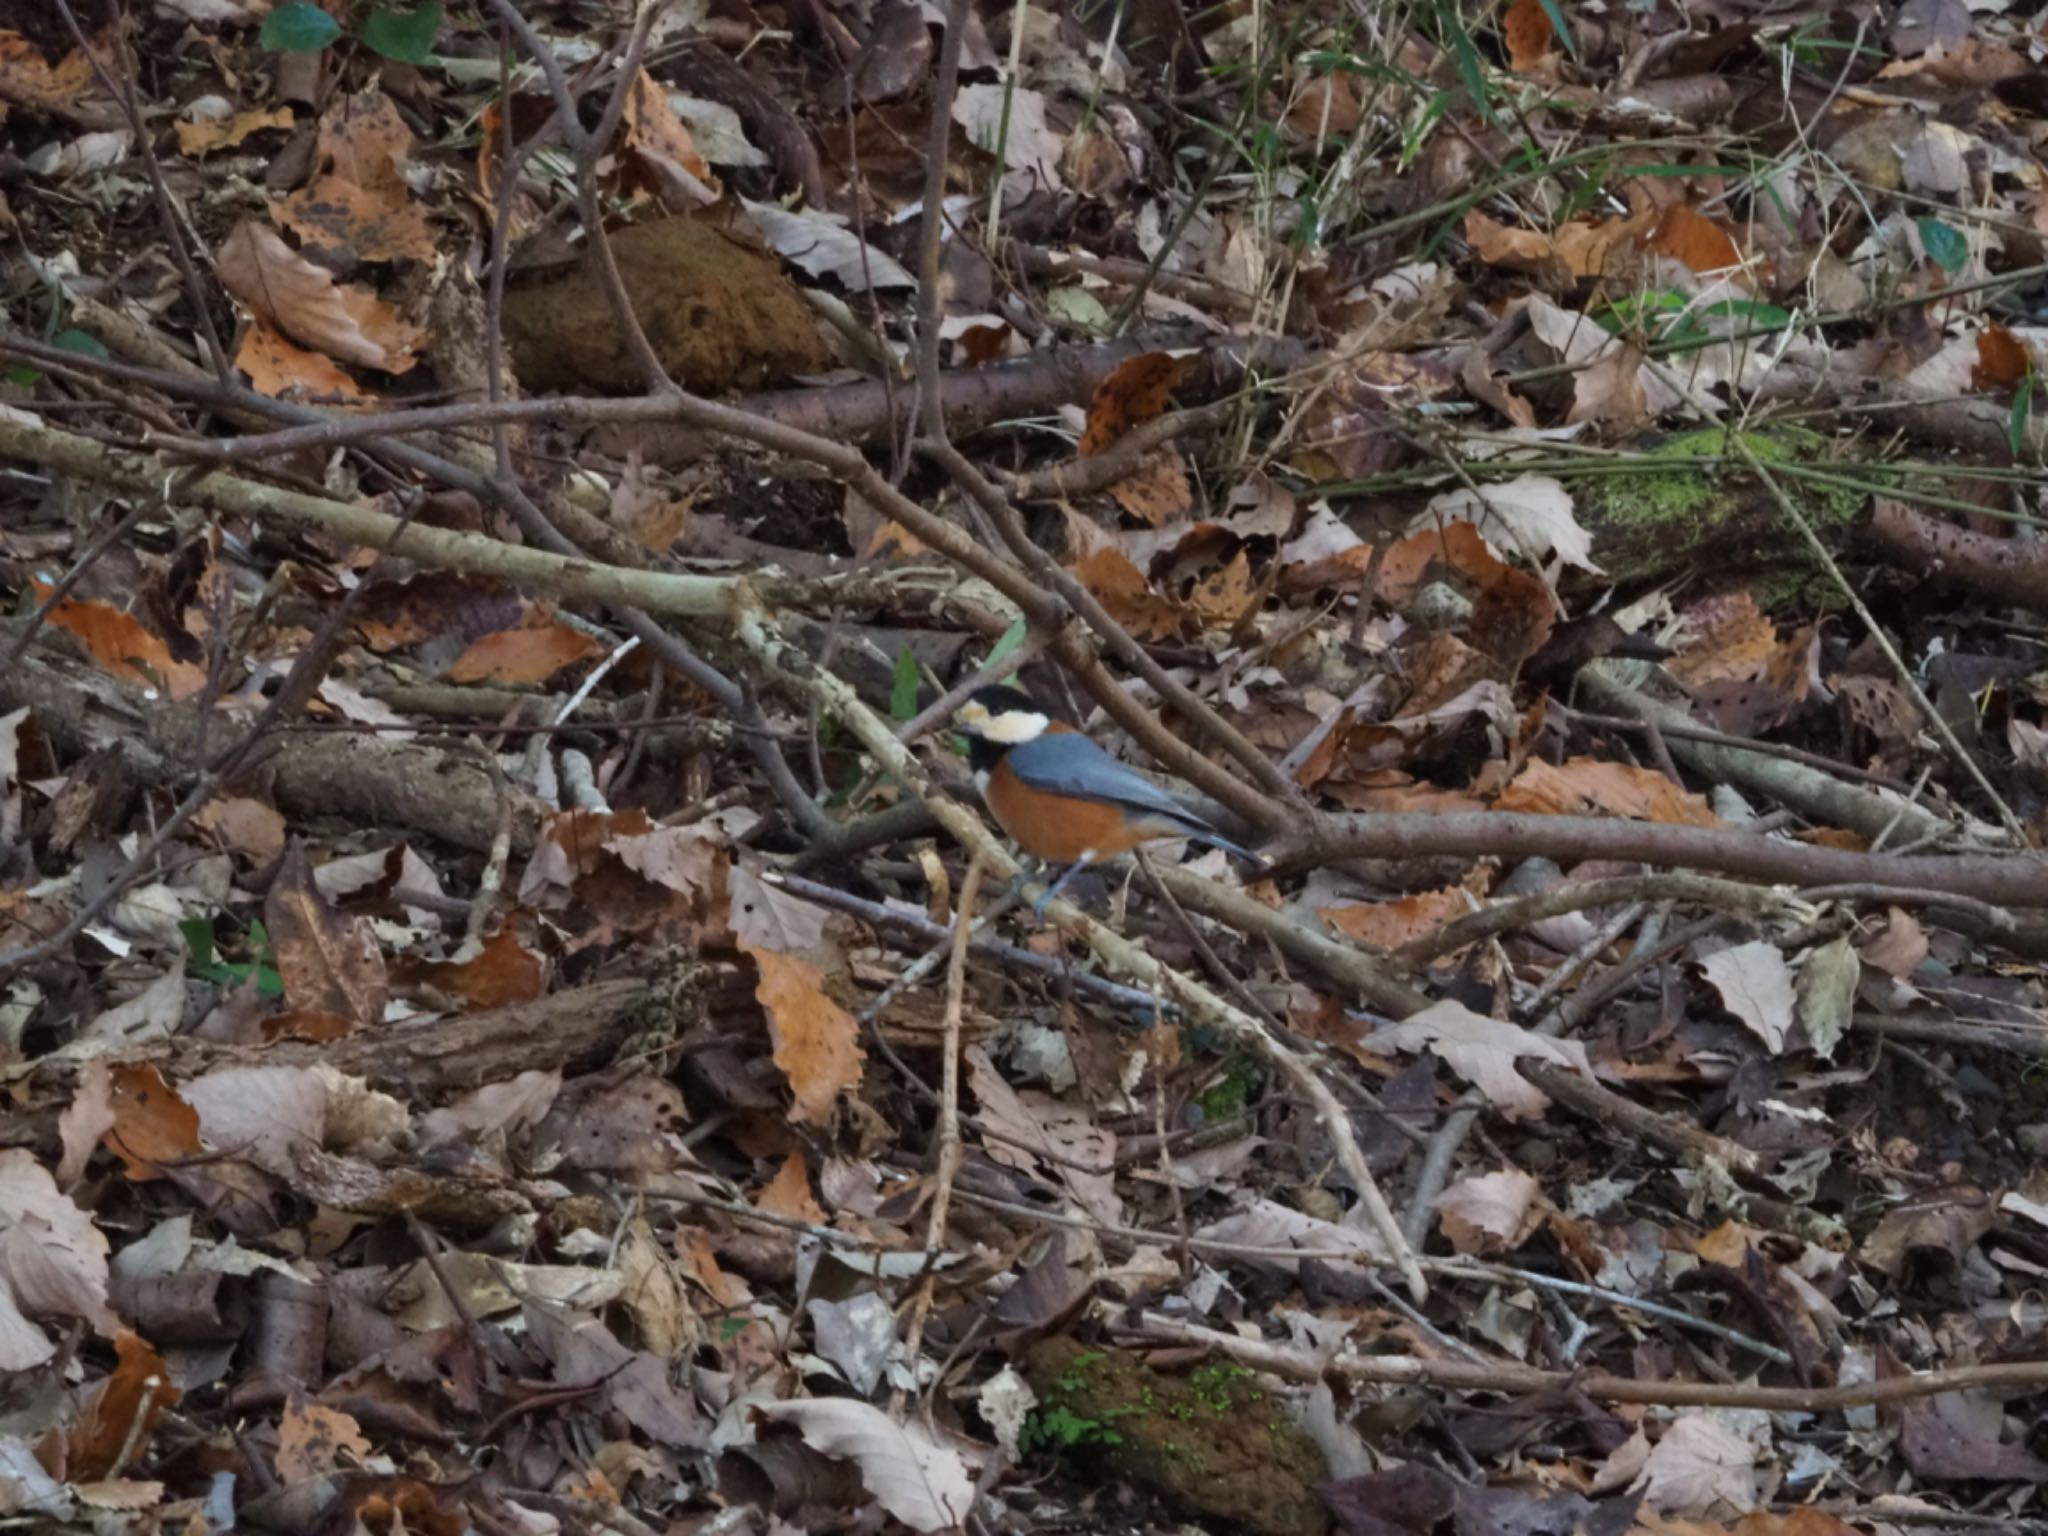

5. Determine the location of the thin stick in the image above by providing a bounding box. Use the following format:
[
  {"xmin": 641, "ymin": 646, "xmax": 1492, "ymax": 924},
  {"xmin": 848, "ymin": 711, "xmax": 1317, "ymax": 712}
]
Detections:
[{"xmin": 898, "ymin": 849, "xmax": 985, "ymax": 1388}]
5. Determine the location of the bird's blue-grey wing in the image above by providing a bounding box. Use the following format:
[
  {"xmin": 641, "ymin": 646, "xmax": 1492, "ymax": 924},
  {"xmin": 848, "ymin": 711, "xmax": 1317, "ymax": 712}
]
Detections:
[{"xmin": 1004, "ymin": 732, "xmax": 1220, "ymax": 834}]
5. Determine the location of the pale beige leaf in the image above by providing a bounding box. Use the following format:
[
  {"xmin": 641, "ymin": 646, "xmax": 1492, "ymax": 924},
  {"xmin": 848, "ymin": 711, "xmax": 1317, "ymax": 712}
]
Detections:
[
  {"xmin": 1699, "ymin": 941, "xmax": 1796, "ymax": 1054},
  {"xmin": 1367, "ymin": 1000, "xmax": 1591, "ymax": 1120},
  {"xmin": 727, "ymin": 865, "xmax": 832, "ymax": 956},
  {"xmin": 1434, "ymin": 1167, "xmax": 1543, "ymax": 1255},
  {"xmin": 1632, "ymin": 1412, "xmax": 1759, "ymax": 1515},
  {"xmin": 215, "ymin": 219, "xmax": 422, "ymax": 373},
  {"xmin": 0, "ymin": 1148, "xmax": 118, "ymax": 1363},
  {"xmin": 755, "ymin": 1398, "xmax": 974, "ymax": 1532},
  {"xmin": 1419, "ymin": 474, "xmax": 1600, "ymax": 574}
]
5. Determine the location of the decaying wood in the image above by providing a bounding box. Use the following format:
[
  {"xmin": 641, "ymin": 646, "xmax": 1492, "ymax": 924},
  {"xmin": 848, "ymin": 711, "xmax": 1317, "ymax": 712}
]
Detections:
[{"xmin": 0, "ymin": 640, "xmax": 542, "ymax": 855}]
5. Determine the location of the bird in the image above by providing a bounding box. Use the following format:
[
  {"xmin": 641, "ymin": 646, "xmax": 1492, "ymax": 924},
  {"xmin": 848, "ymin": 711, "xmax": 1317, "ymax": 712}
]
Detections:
[{"xmin": 953, "ymin": 683, "xmax": 1260, "ymax": 913}]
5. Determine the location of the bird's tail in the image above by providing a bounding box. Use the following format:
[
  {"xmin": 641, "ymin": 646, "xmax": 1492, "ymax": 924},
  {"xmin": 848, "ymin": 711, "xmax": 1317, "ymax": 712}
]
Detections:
[{"xmin": 1183, "ymin": 825, "xmax": 1268, "ymax": 868}]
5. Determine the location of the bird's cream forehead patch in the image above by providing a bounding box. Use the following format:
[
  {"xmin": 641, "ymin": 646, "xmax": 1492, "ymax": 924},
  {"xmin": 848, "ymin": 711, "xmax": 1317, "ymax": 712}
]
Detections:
[
  {"xmin": 957, "ymin": 699, "xmax": 990, "ymax": 727},
  {"xmin": 978, "ymin": 708, "xmax": 1049, "ymax": 745}
]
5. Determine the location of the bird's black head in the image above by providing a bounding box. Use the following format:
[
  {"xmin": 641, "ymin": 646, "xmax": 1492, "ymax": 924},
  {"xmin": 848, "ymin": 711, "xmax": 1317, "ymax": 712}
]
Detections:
[{"xmin": 954, "ymin": 685, "xmax": 1051, "ymax": 771}]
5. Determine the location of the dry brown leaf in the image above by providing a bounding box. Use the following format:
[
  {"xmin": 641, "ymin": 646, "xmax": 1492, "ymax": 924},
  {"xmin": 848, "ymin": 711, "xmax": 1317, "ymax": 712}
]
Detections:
[
  {"xmin": 1318, "ymin": 886, "xmax": 1468, "ymax": 950},
  {"xmin": 193, "ymin": 796, "xmax": 288, "ymax": 864},
  {"xmin": 274, "ymin": 1397, "xmax": 371, "ymax": 1483},
  {"xmin": 1863, "ymin": 906, "xmax": 1928, "ymax": 979},
  {"xmin": 1502, "ymin": 0, "xmax": 1557, "ymax": 71},
  {"xmin": 216, "ymin": 219, "xmax": 422, "ymax": 373},
  {"xmin": 754, "ymin": 1399, "xmax": 974, "ymax": 1533},
  {"xmin": 1079, "ymin": 352, "xmax": 1195, "ymax": 456},
  {"xmin": 1187, "ymin": 549, "xmax": 1257, "ymax": 629},
  {"xmin": 265, "ymin": 846, "xmax": 390, "ymax": 1028},
  {"xmin": 1070, "ymin": 546, "xmax": 1182, "ymax": 640},
  {"xmin": 0, "ymin": 1148, "xmax": 119, "ymax": 1370},
  {"xmin": 1106, "ymin": 451, "xmax": 1194, "ymax": 526},
  {"xmin": 756, "ymin": 1153, "xmax": 828, "ymax": 1224},
  {"xmin": 415, "ymin": 927, "xmax": 547, "ymax": 1010},
  {"xmin": 101, "ymin": 1064, "xmax": 203, "ymax": 1181},
  {"xmin": 1645, "ymin": 206, "xmax": 1742, "ymax": 274},
  {"xmin": 1368, "ymin": 999, "xmax": 1593, "ymax": 1120},
  {"xmin": 275, "ymin": 89, "xmax": 436, "ymax": 265},
  {"xmin": 1496, "ymin": 756, "xmax": 1719, "ymax": 826},
  {"xmin": 1974, "ymin": 323, "xmax": 2031, "ymax": 390},
  {"xmin": 1633, "ymin": 1412, "xmax": 1759, "ymax": 1515},
  {"xmin": 446, "ymin": 623, "xmax": 599, "ymax": 685},
  {"xmin": 1286, "ymin": 72, "xmax": 1362, "ymax": 137},
  {"xmin": 234, "ymin": 316, "xmax": 368, "ymax": 402},
  {"xmin": 623, "ymin": 68, "xmax": 718, "ymax": 204},
  {"xmin": 67, "ymin": 1331, "xmax": 181, "ymax": 1481},
  {"xmin": 0, "ymin": 30, "xmax": 98, "ymax": 115},
  {"xmin": 1434, "ymin": 1167, "xmax": 1544, "ymax": 1254},
  {"xmin": 176, "ymin": 104, "xmax": 292, "ymax": 156},
  {"xmin": 741, "ymin": 940, "xmax": 865, "ymax": 1124},
  {"xmin": 1666, "ymin": 592, "xmax": 1777, "ymax": 690},
  {"xmin": 35, "ymin": 584, "xmax": 208, "ymax": 698}
]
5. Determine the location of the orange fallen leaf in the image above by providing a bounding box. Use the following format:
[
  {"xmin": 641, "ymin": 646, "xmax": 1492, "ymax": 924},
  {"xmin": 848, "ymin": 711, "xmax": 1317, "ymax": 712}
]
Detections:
[
  {"xmin": 1646, "ymin": 205, "xmax": 1741, "ymax": 274},
  {"xmin": 1666, "ymin": 591, "xmax": 1777, "ymax": 690},
  {"xmin": 275, "ymin": 1397, "xmax": 372, "ymax": 1483},
  {"xmin": 415, "ymin": 926, "xmax": 546, "ymax": 1010},
  {"xmin": 1070, "ymin": 545, "xmax": 1183, "ymax": 640},
  {"xmin": 623, "ymin": 68, "xmax": 718, "ymax": 203},
  {"xmin": 275, "ymin": 88, "xmax": 436, "ymax": 265},
  {"xmin": 447, "ymin": 623, "xmax": 600, "ymax": 684},
  {"xmin": 1496, "ymin": 756, "xmax": 1720, "ymax": 825},
  {"xmin": 1502, "ymin": 0, "xmax": 1557, "ymax": 71},
  {"xmin": 1319, "ymin": 886, "xmax": 1470, "ymax": 949},
  {"xmin": 235, "ymin": 317, "xmax": 367, "ymax": 403},
  {"xmin": 0, "ymin": 30, "xmax": 98, "ymax": 115},
  {"xmin": 740, "ymin": 939, "xmax": 865, "ymax": 1125},
  {"xmin": 176, "ymin": 104, "xmax": 293, "ymax": 156},
  {"xmin": 1107, "ymin": 450, "xmax": 1194, "ymax": 526},
  {"xmin": 1287, "ymin": 72, "xmax": 1362, "ymax": 136},
  {"xmin": 756, "ymin": 1152, "xmax": 827, "ymax": 1223},
  {"xmin": 1187, "ymin": 549, "xmax": 1257, "ymax": 628},
  {"xmin": 216, "ymin": 219, "xmax": 422, "ymax": 374},
  {"xmin": 101, "ymin": 1064, "xmax": 203, "ymax": 1181},
  {"xmin": 1079, "ymin": 352, "xmax": 1195, "ymax": 456},
  {"xmin": 1973, "ymin": 323, "xmax": 2030, "ymax": 390},
  {"xmin": 68, "ymin": 1331, "xmax": 181, "ymax": 1481},
  {"xmin": 34, "ymin": 584, "xmax": 208, "ymax": 697}
]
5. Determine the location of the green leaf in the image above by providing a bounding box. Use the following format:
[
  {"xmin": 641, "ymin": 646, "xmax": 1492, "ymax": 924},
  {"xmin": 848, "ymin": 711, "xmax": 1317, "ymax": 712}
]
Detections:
[
  {"xmin": 1917, "ymin": 217, "xmax": 1968, "ymax": 274},
  {"xmin": 4, "ymin": 364, "xmax": 38, "ymax": 387},
  {"xmin": 360, "ymin": 0, "xmax": 442, "ymax": 62},
  {"xmin": 889, "ymin": 648, "xmax": 921, "ymax": 722},
  {"xmin": 260, "ymin": 1, "xmax": 340, "ymax": 52},
  {"xmin": 53, "ymin": 328, "xmax": 109, "ymax": 359},
  {"xmin": 2010, "ymin": 371, "xmax": 2033, "ymax": 458},
  {"xmin": 1045, "ymin": 285, "xmax": 1110, "ymax": 331},
  {"xmin": 1434, "ymin": 0, "xmax": 1497, "ymax": 124},
  {"xmin": 180, "ymin": 917, "xmax": 217, "ymax": 969},
  {"xmin": 1535, "ymin": 0, "xmax": 1578, "ymax": 58},
  {"xmin": 983, "ymin": 615, "xmax": 1030, "ymax": 678}
]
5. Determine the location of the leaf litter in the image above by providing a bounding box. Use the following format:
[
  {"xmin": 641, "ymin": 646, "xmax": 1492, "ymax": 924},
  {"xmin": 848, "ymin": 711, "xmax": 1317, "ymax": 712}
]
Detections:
[{"xmin": 8, "ymin": 0, "xmax": 2048, "ymax": 1531}]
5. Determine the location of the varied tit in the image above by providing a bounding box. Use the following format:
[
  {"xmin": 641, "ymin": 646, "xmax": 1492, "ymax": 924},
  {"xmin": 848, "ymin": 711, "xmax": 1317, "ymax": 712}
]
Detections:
[{"xmin": 953, "ymin": 684, "xmax": 1259, "ymax": 912}]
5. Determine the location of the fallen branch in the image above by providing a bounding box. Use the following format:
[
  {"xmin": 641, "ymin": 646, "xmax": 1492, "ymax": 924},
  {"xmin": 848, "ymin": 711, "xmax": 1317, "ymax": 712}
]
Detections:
[
  {"xmin": 1117, "ymin": 1308, "xmax": 2048, "ymax": 1412},
  {"xmin": 1273, "ymin": 811, "xmax": 2048, "ymax": 906}
]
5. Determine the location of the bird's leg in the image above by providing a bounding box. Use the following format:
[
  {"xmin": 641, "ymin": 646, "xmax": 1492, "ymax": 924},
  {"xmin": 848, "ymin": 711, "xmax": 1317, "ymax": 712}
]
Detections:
[{"xmin": 1032, "ymin": 851, "xmax": 1097, "ymax": 919}]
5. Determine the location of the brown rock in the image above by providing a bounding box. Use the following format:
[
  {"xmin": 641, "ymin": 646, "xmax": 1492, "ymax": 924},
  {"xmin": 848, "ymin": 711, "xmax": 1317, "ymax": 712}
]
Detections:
[
  {"xmin": 503, "ymin": 217, "xmax": 829, "ymax": 394},
  {"xmin": 1022, "ymin": 1336, "xmax": 1329, "ymax": 1536}
]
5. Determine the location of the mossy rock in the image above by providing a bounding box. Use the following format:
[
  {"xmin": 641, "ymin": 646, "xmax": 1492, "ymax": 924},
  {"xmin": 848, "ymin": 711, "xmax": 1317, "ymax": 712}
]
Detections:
[
  {"xmin": 1573, "ymin": 426, "xmax": 1885, "ymax": 609},
  {"xmin": 503, "ymin": 217, "xmax": 830, "ymax": 394},
  {"xmin": 1022, "ymin": 1337, "xmax": 1328, "ymax": 1536}
]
